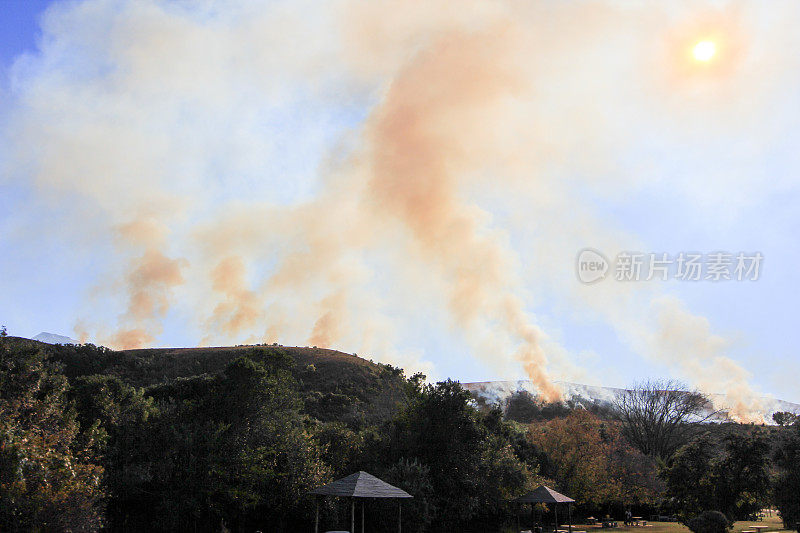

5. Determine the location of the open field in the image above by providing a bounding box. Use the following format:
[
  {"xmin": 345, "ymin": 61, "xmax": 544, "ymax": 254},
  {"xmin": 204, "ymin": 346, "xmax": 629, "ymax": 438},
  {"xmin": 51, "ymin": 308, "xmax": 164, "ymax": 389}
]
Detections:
[{"xmin": 562, "ymin": 516, "xmax": 791, "ymax": 533}]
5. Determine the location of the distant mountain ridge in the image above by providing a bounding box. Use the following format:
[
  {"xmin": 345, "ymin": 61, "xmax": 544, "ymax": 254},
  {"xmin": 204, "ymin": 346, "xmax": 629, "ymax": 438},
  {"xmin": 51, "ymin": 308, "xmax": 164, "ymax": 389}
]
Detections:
[
  {"xmin": 463, "ymin": 379, "xmax": 800, "ymax": 424},
  {"xmin": 32, "ymin": 332, "xmax": 79, "ymax": 345}
]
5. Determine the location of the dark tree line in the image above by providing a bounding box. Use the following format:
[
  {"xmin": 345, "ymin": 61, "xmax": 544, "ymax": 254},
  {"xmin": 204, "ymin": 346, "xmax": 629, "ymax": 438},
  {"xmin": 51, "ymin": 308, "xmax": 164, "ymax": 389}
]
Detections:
[
  {"xmin": 1, "ymin": 337, "xmax": 798, "ymax": 532},
  {"xmin": 773, "ymin": 422, "xmax": 800, "ymax": 529},
  {"xmin": 0, "ymin": 340, "xmax": 543, "ymax": 532}
]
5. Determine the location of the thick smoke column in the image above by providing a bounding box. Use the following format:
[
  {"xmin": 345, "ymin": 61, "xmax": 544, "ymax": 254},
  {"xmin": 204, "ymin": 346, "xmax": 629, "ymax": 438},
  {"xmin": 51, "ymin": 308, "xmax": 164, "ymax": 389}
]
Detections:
[{"xmin": 358, "ymin": 25, "xmax": 562, "ymax": 399}]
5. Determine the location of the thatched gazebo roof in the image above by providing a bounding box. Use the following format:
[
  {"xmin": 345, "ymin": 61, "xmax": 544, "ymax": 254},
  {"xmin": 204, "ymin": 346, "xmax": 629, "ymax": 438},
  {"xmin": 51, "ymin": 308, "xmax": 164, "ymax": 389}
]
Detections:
[
  {"xmin": 309, "ymin": 471, "xmax": 412, "ymax": 533},
  {"xmin": 512, "ymin": 485, "xmax": 575, "ymax": 504},
  {"xmin": 310, "ymin": 471, "xmax": 412, "ymax": 499},
  {"xmin": 511, "ymin": 485, "xmax": 576, "ymax": 533}
]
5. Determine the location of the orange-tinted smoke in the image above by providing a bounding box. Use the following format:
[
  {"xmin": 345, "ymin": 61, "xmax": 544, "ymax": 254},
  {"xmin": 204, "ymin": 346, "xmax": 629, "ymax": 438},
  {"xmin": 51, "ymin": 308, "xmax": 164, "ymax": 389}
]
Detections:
[
  {"xmin": 205, "ymin": 256, "xmax": 263, "ymax": 342},
  {"xmin": 103, "ymin": 219, "xmax": 187, "ymax": 349},
  {"xmin": 107, "ymin": 328, "xmax": 154, "ymax": 350},
  {"xmin": 125, "ymin": 249, "xmax": 186, "ymax": 321},
  {"xmin": 362, "ymin": 27, "xmax": 561, "ymax": 400},
  {"xmin": 308, "ymin": 290, "xmax": 347, "ymax": 348}
]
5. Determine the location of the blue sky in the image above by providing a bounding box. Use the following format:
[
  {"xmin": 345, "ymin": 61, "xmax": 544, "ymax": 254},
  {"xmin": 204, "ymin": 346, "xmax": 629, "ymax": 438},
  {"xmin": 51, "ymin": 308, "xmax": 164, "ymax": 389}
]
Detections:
[
  {"xmin": 0, "ymin": 1, "xmax": 50, "ymax": 70},
  {"xmin": 1, "ymin": 0, "xmax": 798, "ymax": 409}
]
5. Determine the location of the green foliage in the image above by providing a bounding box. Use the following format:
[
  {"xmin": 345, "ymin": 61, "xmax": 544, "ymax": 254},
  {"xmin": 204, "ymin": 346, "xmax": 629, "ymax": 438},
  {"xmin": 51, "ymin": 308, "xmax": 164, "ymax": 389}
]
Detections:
[
  {"xmin": 117, "ymin": 354, "xmax": 329, "ymax": 531},
  {"xmin": 374, "ymin": 379, "xmax": 534, "ymax": 531},
  {"xmin": 687, "ymin": 511, "xmax": 731, "ymax": 533},
  {"xmin": 385, "ymin": 458, "xmax": 436, "ymax": 533},
  {"xmin": 773, "ymin": 424, "xmax": 800, "ymax": 530},
  {"xmin": 0, "ymin": 340, "xmax": 105, "ymax": 531},
  {"xmin": 773, "ymin": 411, "xmax": 799, "ymax": 427},
  {"xmin": 4, "ymin": 337, "xmax": 781, "ymax": 532},
  {"xmin": 313, "ymin": 421, "xmax": 364, "ymax": 476},
  {"xmin": 662, "ymin": 430, "xmax": 771, "ymax": 522},
  {"xmin": 502, "ymin": 390, "xmax": 616, "ymax": 424},
  {"xmin": 504, "ymin": 390, "xmax": 570, "ymax": 423},
  {"xmin": 69, "ymin": 374, "xmax": 158, "ymax": 527},
  {"xmin": 0, "ymin": 326, "xmax": 6, "ymax": 337}
]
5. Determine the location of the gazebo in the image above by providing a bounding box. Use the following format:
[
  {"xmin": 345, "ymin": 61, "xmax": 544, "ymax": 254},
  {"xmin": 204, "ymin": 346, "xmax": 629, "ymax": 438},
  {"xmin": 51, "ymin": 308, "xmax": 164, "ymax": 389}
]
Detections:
[
  {"xmin": 309, "ymin": 471, "xmax": 413, "ymax": 533},
  {"xmin": 511, "ymin": 485, "xmax": 576, "ymax": 533}
]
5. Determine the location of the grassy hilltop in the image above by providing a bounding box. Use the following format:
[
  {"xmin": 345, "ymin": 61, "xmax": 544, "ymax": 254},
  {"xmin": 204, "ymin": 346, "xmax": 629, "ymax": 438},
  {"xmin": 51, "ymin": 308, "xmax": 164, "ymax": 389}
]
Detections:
[{"xmin": 2, "ymin": 336, "xmax": 410, "ymax": 425}]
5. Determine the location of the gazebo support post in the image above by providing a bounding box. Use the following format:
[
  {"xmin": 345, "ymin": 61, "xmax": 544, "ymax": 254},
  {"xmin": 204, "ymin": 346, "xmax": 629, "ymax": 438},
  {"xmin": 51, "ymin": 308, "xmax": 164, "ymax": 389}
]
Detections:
[
  {"xmin": 315, "ymin": 498, "xmax": 319, "ymax": 533},
  {"xmin": 351, "ymin": 498, "xmax": 355, "ymax": 533},
  {"xmin": 555, "ymin": 504, "xmax": 559, "ymax": 533},
  {"xmin": 568, "ymin": 503, "xmax": 572, "ymax": 533},
  {"xmin": 398, "ymin": 501, "xmax": 402, "ymax": 533},
  {"xmin": 361, "ymin": 500, "xmax": 365, "ymax": 533}
]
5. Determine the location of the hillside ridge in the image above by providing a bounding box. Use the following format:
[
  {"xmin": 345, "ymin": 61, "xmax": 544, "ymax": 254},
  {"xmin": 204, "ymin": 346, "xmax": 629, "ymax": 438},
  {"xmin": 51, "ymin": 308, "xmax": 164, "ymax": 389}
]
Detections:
[{"xmin": 463, "ymin": 379, "xmax": 800, "ymax": 423}]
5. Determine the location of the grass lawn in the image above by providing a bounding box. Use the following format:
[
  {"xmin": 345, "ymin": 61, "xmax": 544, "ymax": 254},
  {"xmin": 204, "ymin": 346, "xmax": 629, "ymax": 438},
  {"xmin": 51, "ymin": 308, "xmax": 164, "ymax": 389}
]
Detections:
[{"xmin": 567, "ymin": 516, "xmax": 791, "ymax": 533}]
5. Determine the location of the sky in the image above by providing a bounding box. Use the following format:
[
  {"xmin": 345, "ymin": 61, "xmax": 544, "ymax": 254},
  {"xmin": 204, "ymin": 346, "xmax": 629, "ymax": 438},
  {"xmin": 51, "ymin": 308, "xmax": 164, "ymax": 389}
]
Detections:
[{"xmin": 1, "ymin": 0, "xmax": 798, "ymax": 412}]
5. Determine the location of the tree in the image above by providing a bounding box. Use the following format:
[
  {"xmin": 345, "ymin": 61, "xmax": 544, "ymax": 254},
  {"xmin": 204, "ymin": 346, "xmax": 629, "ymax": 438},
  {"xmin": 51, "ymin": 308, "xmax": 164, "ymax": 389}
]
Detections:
[
  {"xmin": 773, "ymin": 411, "xmax": 799, "ymax": 427},
  {"xmin": 0, "ymin": 340, "xmax": 105, "ymax": 531},
  {"xmin": 713, "ymin": 431, "xmax": 771, "ymax": 521},
  {"xmin": 504, "ymin": 390, "xmax": 571, "ymax": 423},
  {"xmin": 385, "ymin": 458, "xmax": 435, "ymax": 533},
  {"xmin": 69, "ymin": 375, "xmax": 157, "ymax": 529},
  {"xmin": 529, "ymin": 409, "xmax": 662, "ymax": 509},
  {"xmin": 662, "ymin": 430, "xmax": 772, "ymax": 522},
  {"xmin": 773, "ymin": 424, "xmax": 800, "ymax": 530},
  {"xmin": 661, "ymin": 434, "xmax": 718, "ymax": 520},
  {"xmin": 143, "ymin": 353, "xmax": 328, "ymax": 532},
  {"xmin": 0, "ymin": 326, "xmax": 6, "ymax": 337},
  {"xmin": 377, "ymin": 379, "xmax": 534, "ymax": 530},
  {"xmin": 614, "ymin": 379, "xmax": 713, "ymax": 460}
]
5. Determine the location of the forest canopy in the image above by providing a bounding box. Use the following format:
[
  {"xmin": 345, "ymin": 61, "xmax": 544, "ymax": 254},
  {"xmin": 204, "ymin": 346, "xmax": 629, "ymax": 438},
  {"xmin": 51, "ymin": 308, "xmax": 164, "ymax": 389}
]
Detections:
[{"xmin": 0, "ymin": 337, "xmax": 796, "ymax": 533}]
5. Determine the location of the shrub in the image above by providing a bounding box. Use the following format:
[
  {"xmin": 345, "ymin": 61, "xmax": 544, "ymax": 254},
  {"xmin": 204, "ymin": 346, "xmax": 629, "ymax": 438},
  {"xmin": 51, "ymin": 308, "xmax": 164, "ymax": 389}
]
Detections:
[{"xmin": 687, "ymin": 511, "xmax": 731, "ymax": 533}]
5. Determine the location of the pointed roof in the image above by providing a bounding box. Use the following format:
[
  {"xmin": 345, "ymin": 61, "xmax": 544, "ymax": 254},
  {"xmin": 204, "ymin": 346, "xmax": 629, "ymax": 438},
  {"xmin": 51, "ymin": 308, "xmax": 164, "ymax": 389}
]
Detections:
[
  {"xmin": 309, "ymin": 471, "xmax": 413, "ymax": 499},
  {"xmin": 511, "ymin": 485, "xmax": 575, "ymax": 504}
]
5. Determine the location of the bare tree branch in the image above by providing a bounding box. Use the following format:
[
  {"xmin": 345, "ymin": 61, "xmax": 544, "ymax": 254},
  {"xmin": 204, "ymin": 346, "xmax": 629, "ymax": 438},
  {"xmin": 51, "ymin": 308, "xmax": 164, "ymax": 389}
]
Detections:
[{"xmin": 612, "ymin": 379, "xmax": 718, "ymax": 460}]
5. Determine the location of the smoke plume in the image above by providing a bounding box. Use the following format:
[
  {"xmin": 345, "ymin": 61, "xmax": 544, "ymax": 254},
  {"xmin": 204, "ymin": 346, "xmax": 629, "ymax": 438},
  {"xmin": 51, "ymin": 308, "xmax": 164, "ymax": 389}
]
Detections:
[{"xmin": 3, "ymin": 0, "xmax": 795, "ymax": 415}]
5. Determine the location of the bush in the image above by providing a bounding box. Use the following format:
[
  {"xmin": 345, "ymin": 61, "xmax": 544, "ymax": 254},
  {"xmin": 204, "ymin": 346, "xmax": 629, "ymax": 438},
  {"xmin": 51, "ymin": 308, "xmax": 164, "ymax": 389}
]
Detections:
[{"xmin": 687, "ymin": 511, "xmax": 731, "ymax": 533}]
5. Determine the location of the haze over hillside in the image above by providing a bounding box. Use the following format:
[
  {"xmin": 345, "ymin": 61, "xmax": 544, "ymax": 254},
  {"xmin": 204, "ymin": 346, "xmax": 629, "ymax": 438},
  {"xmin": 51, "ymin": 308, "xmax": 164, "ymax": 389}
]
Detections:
[
  {"xmin": 463, "ymin": 380, "xmax": 800, "ymax": 424},
  {"xmin": 14, "ymin": 334, "xmax": 800, "ymax": 424}
]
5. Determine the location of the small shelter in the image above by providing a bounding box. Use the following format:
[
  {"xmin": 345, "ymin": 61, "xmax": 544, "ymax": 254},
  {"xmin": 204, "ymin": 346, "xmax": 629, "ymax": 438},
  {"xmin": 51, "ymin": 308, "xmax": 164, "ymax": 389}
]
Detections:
[
  {"xmin": 309, "ymin": 471, "xmax": 413, "ymax": 533},
  {"xmin": 511, "ymin": 485, "xmax": 576, "ymax": 533}
]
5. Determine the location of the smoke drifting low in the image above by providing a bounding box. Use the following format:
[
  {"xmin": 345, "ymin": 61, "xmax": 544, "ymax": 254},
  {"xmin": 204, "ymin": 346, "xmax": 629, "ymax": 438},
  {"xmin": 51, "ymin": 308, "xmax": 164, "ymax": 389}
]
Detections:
[{"xmin": 4, "ymin": 0, "xmax": 796, "ymax": 417}]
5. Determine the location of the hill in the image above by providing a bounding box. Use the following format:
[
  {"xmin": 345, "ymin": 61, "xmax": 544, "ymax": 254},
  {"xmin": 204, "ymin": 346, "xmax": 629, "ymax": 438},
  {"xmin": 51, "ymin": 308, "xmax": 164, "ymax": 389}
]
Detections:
[
  {"xmin": 10, "ymin": 335, "xmax": 797, "ymax": 424},
  {"xmin": 2, "ymin": 336, "xmax": 409, "ymax": 426},
  {"xmin": 32, "ymin": 331, "xmax": 79, "ymax": 344},
  {"xmin": 463, "ymin": 379, "xmax": 800, "ymax": 424}
]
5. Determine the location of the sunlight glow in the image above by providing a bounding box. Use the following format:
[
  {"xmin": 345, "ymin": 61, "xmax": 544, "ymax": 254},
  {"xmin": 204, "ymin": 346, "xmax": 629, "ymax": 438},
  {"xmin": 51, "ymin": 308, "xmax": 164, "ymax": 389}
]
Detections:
[{"xmin": 693, "ymin": 40, "xmax": 716, "ymax": 62}]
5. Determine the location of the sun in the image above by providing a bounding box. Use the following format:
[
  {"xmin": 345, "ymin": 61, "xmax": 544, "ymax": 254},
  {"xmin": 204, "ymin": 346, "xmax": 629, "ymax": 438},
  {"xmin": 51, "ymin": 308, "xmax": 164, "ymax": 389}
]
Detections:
[{"xmin": 692, "ymin": 40, "xmax": 716, "ymax": 62}]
